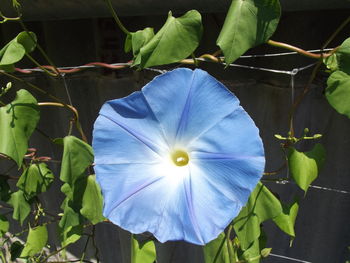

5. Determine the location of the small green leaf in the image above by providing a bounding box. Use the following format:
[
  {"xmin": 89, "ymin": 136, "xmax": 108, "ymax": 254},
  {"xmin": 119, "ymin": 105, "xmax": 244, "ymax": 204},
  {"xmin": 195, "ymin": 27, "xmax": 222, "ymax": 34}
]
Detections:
[
  {"xmin": 203, "ymin": 232, "xmax": 230, "ymax": 263},
  {"xmin": 20, "ymin": 225, "xmax": 48, "ymax": 257},
  {"xmin": 17, "ymin": 163, "xmax": 54, "ymax": 198},
  {"xmin": 15, "ymin": 32, "xmax": 37, "ymax": 53},
  {"xmin": 288, "ymin": 144, "xmax": 326, "ymax": 192},
  {"xmin": 0, "ymin": 42, "xmax": 25, "ymax": 65},
  {"xmin": 217, "ymin": 0, "xmax": 281, "ymax": 64},
  {"xmin": 59, "ymin": 199, "xmax": 81, "ymax": 230},
  {"xmin": 131, "ymin": 235, "xmax": 156, "ymax": 263},
  {"xmin": 60, "ymin": 136, "xmax": 93, "ymax": 187},
  {"xmin": 324, "ymin": 37, "xmax": 350, "ymax": 74},
  {"xmin": 126, "ymin": 28, "xmax": 155, "ymax": 56},
  {"xmin": 0, "ymin": 214, "xmax": 9, "ymax": 235},
  {"xmin": 326, "ymin": 70, "xmax": 350, "ymax": 118},
  {"xmin": 10, "ymin": 241, "xmax": 24, "ymax": 261},
  {"xmin": 272, "ymin": 200, "xmax": 299, "ymax": 240},
  {"xmin": 80, "ymin": 175, "xmax": 104, "ymax": 224},
  {"xmin": 8, "ymin": 190, "xmax": 31, "ymax": 225},
  {"xmin": 0, "ymin": 89, "xmax": 40, "ymax": 167},
  {"xmin": 59, "ymin": 225, "xmax": 83, "ymax": 247},
  {"xmin": 134, "ymin": 10, "xmax": 203, "ymax": 68},
  {"xmin": 261, "ymin": 247, "xmax": 272, "ymax": 257},
  {"xmin": 233, "ymin": 182, "xmax": 282, "ymax": 250}
]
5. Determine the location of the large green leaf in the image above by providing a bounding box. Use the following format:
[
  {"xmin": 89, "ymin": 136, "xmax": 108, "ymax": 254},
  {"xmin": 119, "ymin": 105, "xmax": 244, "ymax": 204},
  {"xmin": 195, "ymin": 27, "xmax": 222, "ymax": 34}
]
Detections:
[
  {"xmin": 324, "ymin": 37, "xmax": 350, "ymax": 74},
  {"xmin": 7, "ymin": 190, "xmax": 31, "ymax": 225},
  {"xmin": 17, "ymin": 163, "xmax": 54, "ymax": 199},
  {"xmin": 60, "ymin": 225, "xmax": 83, "ymax": 247},
  {"xmin": 326, "ymin": 70, "xmax": 350, "ymax": 118},
  {"xmin": 233, "ymin": 182, "xmax": 282, "ymax": 250},
  {"xmin": 203, "ymin": 232, "xmax": 230, "ymax": 263},
  {"xmin": 0, "ymin": 31, "xmax": 37, "ymax": 67},
  {"xmin": 133, "ymin": 10, "xmax": 203, "ymax": 68},
  {"xmin": 131, "ymin": 235, "xmax": 156, "ymax": 263},
  {"xmin": 288, "ymin": 143, "xmax": 326, "ymax": 193},
  {"xmin": 217, "ymin": 0, "xmax": 281, "ymax": 64},
  {"xmin": 80, "ymin": 174, "xmax": 104, "ymax": 224},
  {"xmin": 20, "ymin": 225, "xmax": 48, "ymax": 257},
  {"xmin": 273, "ymin": 200, "xmax": 299, "ymax": 241},
  {"xmin": 60, "ymin": 136, "xmax": 93, "ymax": 187},
  {"xmin": 0, "ymin": 89, "xmax": 40, "ymax": 167},
  {"xmin": 0, "ymin": 214, "xmax": 9, "ymax": 235}
]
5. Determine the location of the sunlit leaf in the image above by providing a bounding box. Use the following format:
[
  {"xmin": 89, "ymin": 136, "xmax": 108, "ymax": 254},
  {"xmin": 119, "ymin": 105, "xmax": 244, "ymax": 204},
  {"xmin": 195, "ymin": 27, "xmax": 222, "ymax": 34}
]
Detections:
[
  {"xmin": 7, "ymin": 190, "xmax": 30, "ymax": 225},
  {"xmin": 125, "ymin": 28, "xmax": 155, "ymax": 56},
  {"xmin": 60, "ymin": 136, "xmax": 93, "ymax": 187},
  {"xmin": 0, "ymin": 42, "xmax": 25, "ymax": 65},
  {"xmin": 133, "ymin": 10, "xmax": 203, "ymax": 68},
  {"xmin": 326, "ymin": 70, "xmax": 350, "ymax": 118},
  {"xmin": 0, "ymin": 89, "xmax": 40, "ymax": 167},
  {"xmin": 80, "ymin": 174, "xmax": 104, "ymax": 224},
  {"xmin": 59, "ymin": 225, "xmax": 83, "ymax": 247},
  {"xmin": 233, "ymin": 182, "xmax": 282, "ymax": 250},
  {"xmin": 59, "ymin": 199, "xmax": 81, "ymax": 230},
  {"xmin": 0, "ymin": 214, "xmax": 9, "ymax": 235},
  {"xmin": 272, "ymin": 199, "xmax": 299, "ymax": 240},
  {"xmin": 17, "ymin": 163, "xmax": 54, "ymax": 198},
  {"xmin": 131, "ymin": 235, "xmax": 156, "ymax": 263},
  {"xmin": 20, "ymin": 225, "xmax": 48, "ymax": 257},
  {"xmin": 15, "ymin": 32, "xmax": 37, "ymax": 53},
  {"xmin": 203, "ymin": 232, "xmax": 230, "ymax": 263},
  {"xmin": 288, "ymin": 144, "xmax": 326, "ymax": 193},
  {"xmin": 217, "ymin": 0, "xmax": 281, "ymax": 64}
]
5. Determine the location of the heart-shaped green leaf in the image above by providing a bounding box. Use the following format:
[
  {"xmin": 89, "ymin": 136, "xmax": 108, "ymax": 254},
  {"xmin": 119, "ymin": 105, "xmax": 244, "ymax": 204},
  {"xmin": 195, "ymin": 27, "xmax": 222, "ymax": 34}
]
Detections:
[
  {"xmin": 0, "ymin": 89, "xmax": 40, "ymax": 167},
  {"xmin": 233, "ymin": 182, "xmax": 282, "ymax": 250},
  {"xmin": 326, "ymin": 70, "xmax": 350, "ymax": 118},
  {"xmin": 80, "ymin": 174, "xmax": 104, "ymax": 224},
  {"xmin": 288, "ymin": 143, "xmax": 326, "ymax": 193},
  {"xmin": 0, "ymin": 42, "xmax": 25, "ymax": 65},
  {"xmin": 131, "ymin": 235, "xmax": 156, "ymax": 263},
  {"xmin": 133, "ymin": 10, "xmax": 203, "ymax": 68},
  {"xmin": 17, "ymin": 163, "xmax": 54, "ymax": 199},
  {"xmin": 20, "ymin": 225, "xmax": 48, "ymax": 257},
  {"xmin": 217, "ymin": 0, "xmax": 281, "ymax": 64},
  {"xmin": 203, "ymin": 232, "xmax": 230, "ymax": 263},
  {"xmin": 7, "ymin": 190, "xmax": 31, "ymax": 225}
]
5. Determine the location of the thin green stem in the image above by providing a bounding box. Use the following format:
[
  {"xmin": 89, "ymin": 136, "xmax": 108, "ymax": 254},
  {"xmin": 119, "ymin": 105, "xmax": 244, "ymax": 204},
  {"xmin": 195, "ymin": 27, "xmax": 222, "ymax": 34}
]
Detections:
[
  {"xmin": 25, "ymin": 53, "xmax": 58, "ymax": 77},
  {"xmin": 104, "ymin": 0, "xmax": 130, "ymax": 35},
  {"xmin": 17, "ymin": 18, "xmax": 61, "ymax": 75},
  {"xmin": 0, "ymin": 11, "xmax": 20, "ymax": 23},
  {"xmin": 39, "ymin": 244, "xmax": 70, "ymax": 263},
  {"xmin": 322, "ymin": 15, "xmax": 350, "ymax": 49},
  {"xmin": 226, "ymin": 225, "xmax": 235, "ymax": 263},
  {"xmin": 0, "ymin": 71, "xmax": 64, "ymax": 103},
  {"xmin": 38, "ymin": 102, "xmax": 88, "ymax": 143}
]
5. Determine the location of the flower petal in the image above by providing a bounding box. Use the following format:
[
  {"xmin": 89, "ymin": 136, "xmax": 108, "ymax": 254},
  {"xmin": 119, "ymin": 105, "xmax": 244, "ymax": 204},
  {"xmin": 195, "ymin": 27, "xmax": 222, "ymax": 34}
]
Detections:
[
  {"xmin": 189, "ymin": 107, "xmax": 264, "ymax": 159},
  {"xmin": 93, "ymin": 91, "xmax": 168, "ymax": 164},
  {"xmin": 142, "ymin": 68, "xmax": 240, "ymax": 145}
]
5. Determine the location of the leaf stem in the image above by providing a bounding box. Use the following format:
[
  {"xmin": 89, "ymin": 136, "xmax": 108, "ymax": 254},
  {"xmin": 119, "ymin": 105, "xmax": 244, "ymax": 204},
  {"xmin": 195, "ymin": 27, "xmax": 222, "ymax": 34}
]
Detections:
[
  {"xmin": 25, "ymin": 53, "xmax": 58, "ymax": 77},
  {"xmin": 267, "ymin": 40, "xmax": 332, "ymax": 59},
  {"xmin": 104, "ymin": 0, "xmax": 130, "ymax": 35},
  {"xmin": 0, "ymin": 11, "xmax": 20, "ymax": 23},
  {"xmin": 38, "ymin": 102, "xmax": 88, "ymax": 143}
]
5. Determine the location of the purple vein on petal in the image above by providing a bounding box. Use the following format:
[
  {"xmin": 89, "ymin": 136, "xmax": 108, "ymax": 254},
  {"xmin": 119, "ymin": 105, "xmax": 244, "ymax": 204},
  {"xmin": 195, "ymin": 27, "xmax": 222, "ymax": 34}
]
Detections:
[
  {"xmin": 174, "ymin": 70, "xmax": 196, "ymax": 142},
  {"xmin": 100, "ymin": 113, "xmax": 164, "ymax": 157},
  {"xmin": 191, "ymin": 151, "xmax": 264, "ymax": 161},
  {"xmin": 105, "ymin": 175, "xmax": 164, "ymax": 218},
  {"xmin": 183, "ymin": 169, "xmax": 204, "ymax": 244}
]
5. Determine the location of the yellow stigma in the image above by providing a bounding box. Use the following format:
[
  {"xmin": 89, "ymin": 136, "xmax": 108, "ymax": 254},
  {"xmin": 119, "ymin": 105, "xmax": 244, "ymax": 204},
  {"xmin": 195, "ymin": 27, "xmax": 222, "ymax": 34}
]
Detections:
[{"xmin": 171, "ymin": 150, "xmax": 189, "ymax": 166}]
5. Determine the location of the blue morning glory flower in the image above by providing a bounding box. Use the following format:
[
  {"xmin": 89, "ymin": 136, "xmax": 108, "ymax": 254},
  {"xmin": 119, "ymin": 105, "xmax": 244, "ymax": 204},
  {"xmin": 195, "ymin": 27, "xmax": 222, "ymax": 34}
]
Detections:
[{"xmin": 92, "ymin": 68, "xmax": 265, "ymax": 245}]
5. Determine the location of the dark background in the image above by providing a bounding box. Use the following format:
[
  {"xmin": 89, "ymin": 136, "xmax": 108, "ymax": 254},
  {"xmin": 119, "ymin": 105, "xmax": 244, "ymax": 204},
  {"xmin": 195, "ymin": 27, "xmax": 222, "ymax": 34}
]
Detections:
[{"xmin": 0, "ymin": 1, "xmax": 349, "ymax": 262}]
